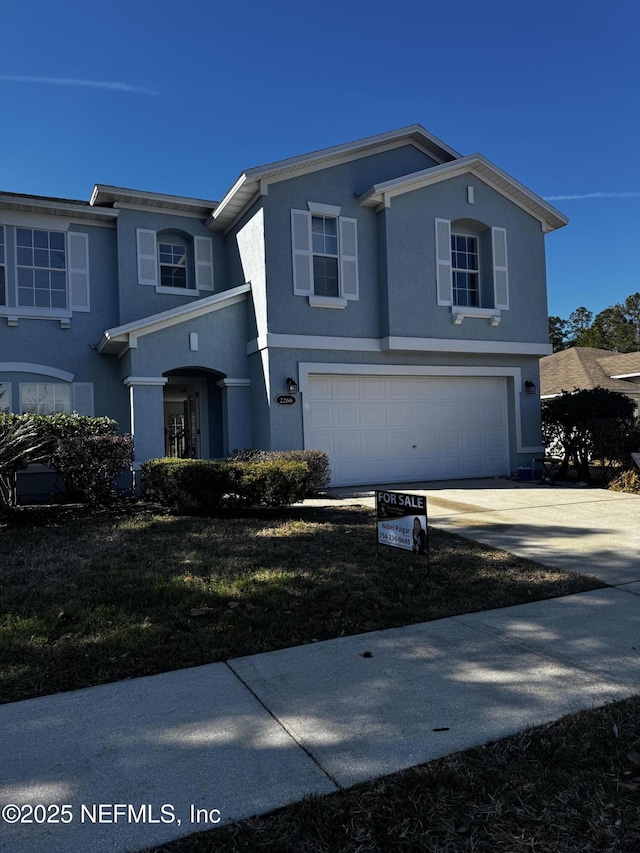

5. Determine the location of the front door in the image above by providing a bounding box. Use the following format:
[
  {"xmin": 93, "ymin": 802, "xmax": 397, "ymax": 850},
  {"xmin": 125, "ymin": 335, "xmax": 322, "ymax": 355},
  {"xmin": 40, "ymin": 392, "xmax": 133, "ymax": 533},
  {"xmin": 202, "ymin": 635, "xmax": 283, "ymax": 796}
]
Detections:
[{"xmin": 163, "ymin": 377, "xmax": 208, "ymax": 459}]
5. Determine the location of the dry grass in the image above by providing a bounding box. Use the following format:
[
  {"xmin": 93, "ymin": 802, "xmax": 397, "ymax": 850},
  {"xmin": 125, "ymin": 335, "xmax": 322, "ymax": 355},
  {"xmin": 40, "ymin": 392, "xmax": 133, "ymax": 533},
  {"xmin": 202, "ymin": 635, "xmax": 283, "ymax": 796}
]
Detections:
[
  {"xmin": 150, "ymin": 695, "xmax": 640, "ymax": 852},
  {"xmin": 0, "ymin": 502, "xmax": 604, "ymax": 705}
]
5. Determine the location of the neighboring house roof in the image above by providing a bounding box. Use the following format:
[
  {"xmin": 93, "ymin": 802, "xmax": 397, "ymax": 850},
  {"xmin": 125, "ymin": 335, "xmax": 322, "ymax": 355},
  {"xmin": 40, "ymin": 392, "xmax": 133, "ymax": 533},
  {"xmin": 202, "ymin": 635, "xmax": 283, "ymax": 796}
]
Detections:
[
  {"xmin": 540, "ymin": 347, "xmax": 640, "ymax": 398},
  {"xmin": 357, "ymin": 154, "xmax": 568, "ymax": 233}
]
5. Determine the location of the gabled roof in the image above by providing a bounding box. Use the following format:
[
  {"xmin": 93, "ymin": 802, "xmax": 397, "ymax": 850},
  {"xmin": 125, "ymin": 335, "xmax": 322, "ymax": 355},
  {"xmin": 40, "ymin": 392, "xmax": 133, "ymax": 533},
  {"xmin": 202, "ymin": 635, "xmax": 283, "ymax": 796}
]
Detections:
[
  {"xmin": 357, "ymin": 154, "xmax": 568, "ymax": 233},
  {"xmin": 540, "ymin": 347, "xmax": 640, "ymax": 397},
  {"xmin": 97, "ymin": 284, "xmax": 250, "ymax": 356},
  {"xmin": 209, "ymin": 125, "xmax": 461, "ymax": 230}
]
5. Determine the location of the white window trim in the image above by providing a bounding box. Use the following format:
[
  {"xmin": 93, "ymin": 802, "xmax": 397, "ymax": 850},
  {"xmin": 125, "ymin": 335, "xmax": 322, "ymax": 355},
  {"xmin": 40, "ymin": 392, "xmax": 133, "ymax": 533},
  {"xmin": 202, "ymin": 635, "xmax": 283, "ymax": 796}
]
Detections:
[
  {"xmin": 450, "ymin": 231, "xmax": 480, "ymax": 308},
  {"xmin": 307, "ymin": 201, "xmax": 342, "ymax": 216},
  {"xmin": 138, "ymin": 229, "xmax": 214, "ymax": 294},
  {"xmin": 292, "ymin": 208, "xmax": 359, "ymax": 304},
  {"xmin": 308, "ymin": 295, "xmax": 348, "ymax": 309},
  {"xmin": 15, "ymin": 226, "xmax": 71, "ymax": 314},
  {"xmin": 436, "ymin": 218, "xmax": 509, "ymax": 323},
  {"xmin": 155, "ymin": 285, "xmax": 201, "ymax": 297},
  {"xmin": 452, "ymin": 306, "xmax": 501, "ymax": 326}
]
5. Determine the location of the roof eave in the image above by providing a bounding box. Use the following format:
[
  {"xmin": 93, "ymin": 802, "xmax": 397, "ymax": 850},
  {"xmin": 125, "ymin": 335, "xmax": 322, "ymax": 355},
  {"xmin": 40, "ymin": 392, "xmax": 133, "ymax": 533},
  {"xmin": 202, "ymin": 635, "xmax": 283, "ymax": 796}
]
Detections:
[
  {"xmin": 358, "ymin": 155, "xmax": 569, "ymax": 233},
  {"xmin": 91, "ymin": 184, "xmax": 218, "ymax": 217},
  {"xmin": 210, "ymin": 125, "xmax": 462, "ymax": 231}
]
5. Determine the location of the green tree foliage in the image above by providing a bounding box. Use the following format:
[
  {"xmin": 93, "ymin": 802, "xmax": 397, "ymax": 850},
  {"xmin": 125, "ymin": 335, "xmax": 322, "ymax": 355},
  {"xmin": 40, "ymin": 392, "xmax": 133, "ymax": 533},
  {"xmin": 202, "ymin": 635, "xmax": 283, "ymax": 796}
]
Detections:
[
  {"xmin": 549, "ymin": 316, "xmax": 568, "ymax": 352},
  {"xmin": 550, "ymin": 292, "xmax": 640, "ymax": 352},
  {"xmin": 542, "ymin": 388, "xmax": 637, "ymax": 483}
]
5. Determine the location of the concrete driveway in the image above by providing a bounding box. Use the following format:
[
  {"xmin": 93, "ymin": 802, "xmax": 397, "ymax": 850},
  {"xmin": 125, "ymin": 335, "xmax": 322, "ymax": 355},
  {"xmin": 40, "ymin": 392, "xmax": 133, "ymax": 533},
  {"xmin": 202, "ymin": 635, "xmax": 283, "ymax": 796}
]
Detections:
[{"xmin": 317, "ymin": 479, "xmax": 640, "ymax": 587}]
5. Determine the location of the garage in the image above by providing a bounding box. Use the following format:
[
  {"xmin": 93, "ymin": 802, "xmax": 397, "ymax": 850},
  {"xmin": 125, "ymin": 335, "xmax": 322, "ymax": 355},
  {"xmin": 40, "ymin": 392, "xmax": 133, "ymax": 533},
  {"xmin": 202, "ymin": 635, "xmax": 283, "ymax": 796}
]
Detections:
[{"xmin": 305, "ymin": 374, "xmax": 509, "ymax": 486}]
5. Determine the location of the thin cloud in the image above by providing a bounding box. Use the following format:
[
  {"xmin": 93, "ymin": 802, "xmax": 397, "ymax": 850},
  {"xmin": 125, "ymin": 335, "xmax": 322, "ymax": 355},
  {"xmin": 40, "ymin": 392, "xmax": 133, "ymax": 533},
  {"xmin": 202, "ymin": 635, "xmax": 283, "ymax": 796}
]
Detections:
[
  {"xmin": 0, "ymin": 75, "xmax": 159, "ymax": 96},
  {"xmin": 543, "ymin": 191, "xmax": 640, "ymax": 201}
]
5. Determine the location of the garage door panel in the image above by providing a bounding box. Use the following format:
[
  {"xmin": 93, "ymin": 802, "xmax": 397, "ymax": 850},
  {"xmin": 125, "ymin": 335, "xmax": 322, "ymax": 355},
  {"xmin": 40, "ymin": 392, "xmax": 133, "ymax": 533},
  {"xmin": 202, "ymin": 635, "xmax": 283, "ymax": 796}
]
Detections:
[
  {"xmin": 335, "ymin": 406, "xmax": 361, "ymax": 428},
  {"xmin": 361, "ymin": 379, "xmax": 387, "ymax": 400},
  {"xmin": 388, "ymin": 405, "xmax": 411, "ymax": 427},
  {"xmin": 363, "ymin": 406, "xmax": 387, "ymax": 427},
  {"xmin": 361, "ymin": 431, "xmax": 388, "ymax": 454},
  {"xmin": 388, "ymin": 379, "xmax": 411, "ymax": 400},
  {"xmin": 333, "ymin": 432, "xmax": 362, "ymax": 455},
  {"xmin": 306, "ymin": 375, "xmax": 509, "ymax": 486},
  {"xmin": 334, "ymin": 378, "xmax": 361, "ymax": 400}
]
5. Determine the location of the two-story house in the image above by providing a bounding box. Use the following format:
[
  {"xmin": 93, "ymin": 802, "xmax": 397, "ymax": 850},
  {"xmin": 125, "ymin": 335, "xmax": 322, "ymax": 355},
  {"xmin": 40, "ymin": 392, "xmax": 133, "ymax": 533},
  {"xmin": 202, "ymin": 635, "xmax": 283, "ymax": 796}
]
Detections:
[{"xmin": 0, "ymin": 125, "xmax": 567, "ymax": 487}]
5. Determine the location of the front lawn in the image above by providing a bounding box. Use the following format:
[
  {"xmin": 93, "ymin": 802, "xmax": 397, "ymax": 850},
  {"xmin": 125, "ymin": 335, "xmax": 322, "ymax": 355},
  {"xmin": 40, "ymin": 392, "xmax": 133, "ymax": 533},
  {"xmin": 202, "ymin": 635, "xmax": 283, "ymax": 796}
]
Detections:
[{"xmin": 0, "ymin": 503, "xmax": 604, "ymax": 705}]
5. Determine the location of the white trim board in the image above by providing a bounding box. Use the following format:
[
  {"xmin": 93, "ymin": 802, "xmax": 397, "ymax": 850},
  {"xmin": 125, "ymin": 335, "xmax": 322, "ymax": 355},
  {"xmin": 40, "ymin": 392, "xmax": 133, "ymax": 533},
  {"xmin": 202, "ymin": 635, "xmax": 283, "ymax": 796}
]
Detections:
[
  {"xmin": 0, "ymin": 362, "xmax": 75, "ymax": 382},
  {"xmin": 247, "ymin": 333, "xmax": 552, "ymax": 356}
]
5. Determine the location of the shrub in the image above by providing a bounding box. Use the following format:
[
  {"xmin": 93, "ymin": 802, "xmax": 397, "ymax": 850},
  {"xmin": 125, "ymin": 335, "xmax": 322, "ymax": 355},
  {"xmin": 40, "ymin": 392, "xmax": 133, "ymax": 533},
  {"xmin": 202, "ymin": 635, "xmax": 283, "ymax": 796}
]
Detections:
[
  {"xmin": 608, "ymin": 469, "xmax": 640, "ymax": 494},
  {"xmin": 0, "ymin": 413, "xmax": 132, "ymax": 506},
  {"xmin": 542, "ymin": 388, "xmax": 637, "ymax": 484},
  {"xmin": 230, "ymin": 449, "xmax": 331, "ymax": 495},
  {"xmin": 141, "ymin": 457, "xmax": 312, "ymax": 514},
  {"xmin": 33, "ymin": 414, "xmax": 128, "ymax": 502},
  {"xmin": 0, "ymin": 414, "xmax": 48, "ymax": 511},
  {"xmin": 50, "ymin": 433, "xmax": 134, "ymax": 504}
]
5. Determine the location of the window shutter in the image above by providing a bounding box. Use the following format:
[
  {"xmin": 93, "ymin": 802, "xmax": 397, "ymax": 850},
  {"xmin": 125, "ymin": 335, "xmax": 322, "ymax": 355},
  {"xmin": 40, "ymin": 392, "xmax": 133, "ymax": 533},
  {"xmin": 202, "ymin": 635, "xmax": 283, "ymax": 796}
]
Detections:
[
  {"xmin": 492, "ymin": 227, "xmax": 509, "ymax": 310},
  {"xmin": 68, "ymin": 231, "xmax": 90, "ymax": 312},
  {"xmin": 194, "ymin": 236, "xmax": 214, "ymax": 291},
  {"xmin": 136, "ymin": 229, "xmax": 158, "ymax": 286},
  {"xmin": 339, "ymin": 217, "xmax": 359, "ymax": 300},
  {"xmin": 72, "ymin": 383, "xmax": 94, "ymax": 416},
  {"xmin": 291, "ymin": 209, "xmax": 312, "ymax": 296},
  {"xmin": 435, "ymin": 218, "xmax": 452, "ymax": 306}
]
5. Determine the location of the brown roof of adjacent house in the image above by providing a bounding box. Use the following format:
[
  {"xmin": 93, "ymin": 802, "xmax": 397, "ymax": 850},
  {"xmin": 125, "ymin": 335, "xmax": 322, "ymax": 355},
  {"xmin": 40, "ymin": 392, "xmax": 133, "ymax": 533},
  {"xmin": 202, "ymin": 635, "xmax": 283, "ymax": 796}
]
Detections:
[{"xmin": 540, "ymin": 347, "xmax": 640, "ymax": 397}]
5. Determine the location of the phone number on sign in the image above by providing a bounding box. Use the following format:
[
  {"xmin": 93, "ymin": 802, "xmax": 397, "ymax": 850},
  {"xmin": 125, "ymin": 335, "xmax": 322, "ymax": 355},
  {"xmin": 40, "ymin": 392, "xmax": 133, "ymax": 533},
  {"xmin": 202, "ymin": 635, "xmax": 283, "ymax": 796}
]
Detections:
[{"xmin": 1, "ymin": 803, "xmax": 222, "ymax": 827}]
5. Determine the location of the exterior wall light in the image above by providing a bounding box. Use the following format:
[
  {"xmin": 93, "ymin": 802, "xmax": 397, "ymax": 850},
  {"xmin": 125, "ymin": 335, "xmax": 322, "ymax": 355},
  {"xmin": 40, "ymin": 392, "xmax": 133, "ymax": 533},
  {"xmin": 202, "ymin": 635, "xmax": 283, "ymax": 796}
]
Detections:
[
  {"xmin": 524, "ymin": 380, "xmax": 537, "ymax": 394},
  {"xmin": 286, "ymin": 377, "xmax": 298, "ymax": 394}
]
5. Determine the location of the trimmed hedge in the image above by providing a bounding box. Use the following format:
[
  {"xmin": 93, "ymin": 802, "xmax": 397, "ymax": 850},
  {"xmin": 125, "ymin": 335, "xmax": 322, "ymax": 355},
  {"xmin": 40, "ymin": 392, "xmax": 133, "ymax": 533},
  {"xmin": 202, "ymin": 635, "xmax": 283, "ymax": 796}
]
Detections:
[
  {"xmin": 0, "ymin": 413, "xmax": 132, "ymax": 506},
  {"xmin": 229, "ymin": 449, "xmax": 331, "ymax": 495},
  {"xmin": 141, "ymin": 457, "xmax": 313, "ymax": 514}
]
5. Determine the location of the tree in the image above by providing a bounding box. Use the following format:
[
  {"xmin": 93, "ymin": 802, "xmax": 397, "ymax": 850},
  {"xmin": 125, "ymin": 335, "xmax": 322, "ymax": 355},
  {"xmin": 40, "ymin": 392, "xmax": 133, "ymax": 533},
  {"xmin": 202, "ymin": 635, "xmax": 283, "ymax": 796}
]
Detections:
[
  {"xmin": 549, "ymin": 291, "xmax": 640, "ymax": 354},
  {"xmin": 548, "ymin": 316, "xmax": 568, "ymax": 352},
  {"xmin": 542, "ymin": 388, "xmax": 637, "ymax": 483},
  {"xmin": 566, "ymin": 307, "xmax": 594, "ymax": 347}
]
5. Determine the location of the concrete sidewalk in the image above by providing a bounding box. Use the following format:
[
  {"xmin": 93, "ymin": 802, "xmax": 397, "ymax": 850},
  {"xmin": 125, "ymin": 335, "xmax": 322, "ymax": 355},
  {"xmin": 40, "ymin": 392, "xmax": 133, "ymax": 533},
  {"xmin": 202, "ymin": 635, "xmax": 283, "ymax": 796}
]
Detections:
[{"xmin": 2, "ymin": 480, "xmax": 640, "ymax": 852}]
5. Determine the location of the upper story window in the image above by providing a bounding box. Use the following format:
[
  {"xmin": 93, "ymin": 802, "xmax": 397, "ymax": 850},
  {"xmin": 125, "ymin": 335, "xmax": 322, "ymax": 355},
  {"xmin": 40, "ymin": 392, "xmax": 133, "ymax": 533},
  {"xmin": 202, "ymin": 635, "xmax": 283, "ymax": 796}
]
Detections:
[
  {"xmin": 311, "ymin": 215, "xmax": 339, "ymax": 298},
  {"xmin": 17, "ymin": 228, "xmax": 66, "ymax": 309},
  {"xmin": 0, "ymin": 225, "xmax": 90, "ymax": 319},
  {"xmin": 436, "ymin": 218, "xmax": 508, "ymax": 324},
  {"xmin": 292, "ymin": 204, "xmax": 359, "ymax": 306},
  {"xmin": 451, "ymin": 234, "xmax": 479, "ymax": 307},
  {"xmin": 159, "ymin": 241, "xmax": 188, "ymax": 289},
  {"xmin": 136, "ymin": 229, "xmax": 214, "ymax": 295}
]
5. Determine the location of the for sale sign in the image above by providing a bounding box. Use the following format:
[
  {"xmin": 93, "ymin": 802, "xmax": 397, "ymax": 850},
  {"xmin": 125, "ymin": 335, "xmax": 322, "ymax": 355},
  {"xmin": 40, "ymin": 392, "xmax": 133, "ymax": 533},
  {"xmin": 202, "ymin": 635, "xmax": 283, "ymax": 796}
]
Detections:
[{"xmin": 375, "ymin": 490, "xmax": 428, "ymax": 555}]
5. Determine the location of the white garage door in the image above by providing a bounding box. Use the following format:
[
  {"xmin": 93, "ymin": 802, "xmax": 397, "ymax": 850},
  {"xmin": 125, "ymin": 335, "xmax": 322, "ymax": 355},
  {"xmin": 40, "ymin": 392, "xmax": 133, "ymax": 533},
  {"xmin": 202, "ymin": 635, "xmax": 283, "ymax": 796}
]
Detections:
[{"xmin": 306, "ymin": 374, "xmax": 509, "ymax": 486}]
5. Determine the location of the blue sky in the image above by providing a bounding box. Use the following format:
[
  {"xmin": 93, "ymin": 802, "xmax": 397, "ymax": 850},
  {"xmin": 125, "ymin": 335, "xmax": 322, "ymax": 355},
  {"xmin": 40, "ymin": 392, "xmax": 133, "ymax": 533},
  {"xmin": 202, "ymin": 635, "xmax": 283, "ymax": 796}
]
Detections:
[{"xmin": 1, "ymin": 0, "xmax": 637, "ymax": 321}]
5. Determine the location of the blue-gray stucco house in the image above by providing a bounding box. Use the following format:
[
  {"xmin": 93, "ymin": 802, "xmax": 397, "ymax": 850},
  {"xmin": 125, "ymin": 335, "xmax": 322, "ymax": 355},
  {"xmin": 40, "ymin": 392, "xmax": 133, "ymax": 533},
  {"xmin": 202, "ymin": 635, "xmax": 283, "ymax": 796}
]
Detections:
[{"xmin": 0, "ymin": 125, "xmax": 567, "ymax": 487}]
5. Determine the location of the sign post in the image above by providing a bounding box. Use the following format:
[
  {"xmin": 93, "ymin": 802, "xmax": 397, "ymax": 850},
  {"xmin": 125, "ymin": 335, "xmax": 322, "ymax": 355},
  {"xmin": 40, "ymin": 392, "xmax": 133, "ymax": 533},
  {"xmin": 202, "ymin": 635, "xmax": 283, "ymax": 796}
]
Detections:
[{"xmin": 375, "ymin": 489, "xmax": 429, "ymax": 562}]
